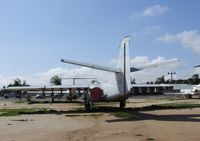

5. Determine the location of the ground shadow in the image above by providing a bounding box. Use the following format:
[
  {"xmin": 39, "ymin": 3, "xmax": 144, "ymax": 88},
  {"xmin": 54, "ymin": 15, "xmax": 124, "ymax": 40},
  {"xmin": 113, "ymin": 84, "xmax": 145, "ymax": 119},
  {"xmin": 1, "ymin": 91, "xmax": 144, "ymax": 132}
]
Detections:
[
  {"xmin": 49, "ymin": 105, "xmax": 200, "ymax": 123},
  {"xmin": 106, "ymin": 112, "xmax": 200, "ymax": 123},
  {"xmin": 5, "ymin": 100, "xmax": 200, "ymax": 123}
]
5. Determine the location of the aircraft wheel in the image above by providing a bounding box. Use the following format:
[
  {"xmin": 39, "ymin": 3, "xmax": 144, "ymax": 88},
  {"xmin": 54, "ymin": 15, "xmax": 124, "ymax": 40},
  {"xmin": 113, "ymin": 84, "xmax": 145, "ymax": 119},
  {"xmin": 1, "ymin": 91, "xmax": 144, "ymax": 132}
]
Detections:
[
  {"xmin": 85, "ymin": 100, "xmax": 91, "ymax": 111},
  {"xmin": 120, "ymin": 100, "xmax": 126, "ymax": 109}
]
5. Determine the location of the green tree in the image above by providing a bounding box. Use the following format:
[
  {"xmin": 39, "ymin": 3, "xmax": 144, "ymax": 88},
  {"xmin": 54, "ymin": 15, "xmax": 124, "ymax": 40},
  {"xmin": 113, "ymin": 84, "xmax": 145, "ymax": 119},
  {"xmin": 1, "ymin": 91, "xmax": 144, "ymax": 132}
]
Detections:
[
  {"xmin": 7, "ymin": 78, "xmax": 29, "ymax": 100},
  {"xmin": 50, "ymin": 75, "xmax": 62, "ymax": 85},
  {"xmin": 8, "ymin": 78, "xmax": 29, "ymax": 87},
  {"xmin": 192, "ymin": 74, "xmax": 199, "ymax": 84},
  {"xmin": 146, "ymin": 81, "xmax": 154, "ymax": 84},
  {"xmin": 155, "ymin": 75, "xmax": 165, "ymax": 84},
  {"xmin": 131, "ymin": 78, "xmax": 136, "ymax": 84},
  {"xmin": 154, "ymin": 74, "xmax": 200, "ymax": 85}
]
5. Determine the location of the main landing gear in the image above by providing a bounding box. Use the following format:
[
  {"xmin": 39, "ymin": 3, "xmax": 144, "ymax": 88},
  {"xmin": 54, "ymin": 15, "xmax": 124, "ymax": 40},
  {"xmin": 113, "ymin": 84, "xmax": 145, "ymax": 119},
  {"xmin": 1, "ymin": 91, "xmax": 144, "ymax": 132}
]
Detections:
[
  {"xmin": 84, "ymin": 93, "xmax": 91, "ymax": 111},
  {"xmin": 84, "ymin": 100, "xmax": 91, "ymax": 111},
  {"xmin": 120, "ymin": 100, "xmax": 126, "ymax": 110}
]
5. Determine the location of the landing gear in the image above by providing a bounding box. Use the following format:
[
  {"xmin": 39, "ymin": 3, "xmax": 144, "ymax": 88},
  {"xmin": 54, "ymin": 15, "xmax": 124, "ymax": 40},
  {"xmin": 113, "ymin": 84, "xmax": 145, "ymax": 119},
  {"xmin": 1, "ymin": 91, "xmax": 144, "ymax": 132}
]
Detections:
[
  {"xmin": 85, "ymin": 100, "xmax": 91, "ymax": 111},
  {"xmin": 84, "ymin": 93, "xmax": 91, "ymax": 111},
  {"xmin": 120, "ymin": 100, "xmax": 126, "ymax": 110}
]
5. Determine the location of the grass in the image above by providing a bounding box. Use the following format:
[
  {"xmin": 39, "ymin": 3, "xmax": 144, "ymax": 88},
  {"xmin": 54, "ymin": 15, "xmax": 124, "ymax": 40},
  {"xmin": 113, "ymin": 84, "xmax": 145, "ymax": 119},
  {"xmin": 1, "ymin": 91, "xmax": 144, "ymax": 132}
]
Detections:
[
  {"xmin": 0, "ymin": 108, "xmax": 56, "ymax": 117},
  {"xmin": 11, "ymin": 119, "xmax": 34, "ymax": 122},
  {"xmin": 110, "ymin": 102, "xmax": 200, "ymax": 118},
  {"xmin": 75, "ymin": 104, "xmax": 100, "ymax": 112},
  {"xmin": 66, "ymin": 102, "xmax": 200, "ymax": 118},
  {"xmin": 135, "ymin": 134, "xmax": 143, "ymax": 136},
  {"xmin": 27, "ymin": 100, "xmax": 83, "ymax": 104},
  {"xmin": 2, "ymin": 101, "xmax": 200, "ymax": 117},
  {"xmin": 65, "ymin": 113, "xmax": 103, "ymax": 119},
  {"xmin": 112, "ymin": 112, "xmax": 133, "ymax": 118},
  {"xmin": 15, "ymin": 100, "xmax": 28, "ymax": 103},
  {"xmin": 28, "ymin": 100, "xmax": 68, "ymax": 104},
  {"xmin": 95, "ymin": 101, "xmax": 121, "ymax": 105},
  {"xmin": 146, "ymin": 137, "xmax": 155, "ymax": 140}
]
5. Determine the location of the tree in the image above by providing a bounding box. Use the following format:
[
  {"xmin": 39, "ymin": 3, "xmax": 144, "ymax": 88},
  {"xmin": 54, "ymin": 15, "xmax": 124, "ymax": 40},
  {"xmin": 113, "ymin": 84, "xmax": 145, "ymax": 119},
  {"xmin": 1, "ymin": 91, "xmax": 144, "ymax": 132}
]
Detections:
[
  {"xmin": 154, "ymin": 74, "xmax": 200, "ymax": 85},
  {"xmin": 146, "ymin": 81, "xmax": 154, "ymax": 84},
  {"xmin": 8, "ymin": 78, "xmax": 29, "ymax": 87},
  {"xmin": 192, "ymin": 74, "xmax": 199, "ymax": 84},
  {"xmin": 7, "ymin": 78, "xmax": 29, "ymax": 100},
  {"xmin": 50, "ymin": 75, "xmax": 62, "ymax": 85},
  {"xmin": 155, "ymin": 75, "xmax": 165, "ymax": 84},
  {"xmin": 131, "ymin": 78, "xmax": 136, "ymax": 84}
]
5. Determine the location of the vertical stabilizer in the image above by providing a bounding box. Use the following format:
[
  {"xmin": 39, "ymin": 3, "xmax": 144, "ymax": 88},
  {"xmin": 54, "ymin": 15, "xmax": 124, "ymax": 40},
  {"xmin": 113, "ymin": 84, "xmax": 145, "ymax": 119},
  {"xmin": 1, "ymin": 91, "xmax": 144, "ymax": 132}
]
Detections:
[{"xmin": 116, "ymin": 36, "xmax": 131, "ymax": 94}]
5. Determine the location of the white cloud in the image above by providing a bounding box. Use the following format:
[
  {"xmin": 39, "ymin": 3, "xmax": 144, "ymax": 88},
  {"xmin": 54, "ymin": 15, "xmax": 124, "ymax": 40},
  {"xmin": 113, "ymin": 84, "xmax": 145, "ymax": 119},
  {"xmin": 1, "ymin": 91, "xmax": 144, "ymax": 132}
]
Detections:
[
  {"xmin": 129, "ymin": 56, "xmax": 181, "ymax": 68},
  {"xmin": 143, "ymin": 5, "xmax": 169, "ymax": 16},
  {"xmin": 130, "ymin": 56, "xmax": 150, "ymax": 67},
  {"xmin": 0, "ymin": 56, "xmax": 182, "ymax": 87},
  {"xmin": 157, "ymin": 30, "xmax": 200, "ymax": 54},
  {"xmin": 0, "ymin": 67, "xmax": 116, "ymax": 88},
  {"xmin": 193, "ymin": 67, "xmax": 200, "ymax": 75},
  {"xmin": 110, "ymin": 56, "xmax": 182, "ymax": 83},
  {"xmin": 156, "ymin": 33, "xmax": 176, "ymax": 43},
  {"xmin": 109, "ymin": 59, "xmax": 118, "ymax": 64},
  {"xmin": 141, "ymin": 25, "xmax": 161, "ymax": 35},
  {"xmin": 130, "ymin": 25, "xmax": 161, "ymax": 38},
  {"xmin": 178, "ymin": 31, "xmax": 200, "ymax": 53},
  {"xmin": 130, "ymin": 11, "xmax": 142, "ymax": 20},
  {"xmin": 130, "ymin": 56, "xmax": 182, "ymax": 69},
  {"xmin": 130, "ymin": 5, "xmax": 168, "ymax": 20},
  {"xmin": 130, "ymin": 56, "xmax": 183, "ymax": 83}
]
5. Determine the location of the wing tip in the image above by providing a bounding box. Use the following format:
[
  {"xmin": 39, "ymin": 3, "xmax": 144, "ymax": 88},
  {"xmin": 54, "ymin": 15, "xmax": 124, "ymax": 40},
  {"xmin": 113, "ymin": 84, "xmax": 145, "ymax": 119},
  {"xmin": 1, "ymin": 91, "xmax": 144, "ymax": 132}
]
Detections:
[{"xmin": 194, "ymin": 65, "xmax": 200, "ymax": 68}]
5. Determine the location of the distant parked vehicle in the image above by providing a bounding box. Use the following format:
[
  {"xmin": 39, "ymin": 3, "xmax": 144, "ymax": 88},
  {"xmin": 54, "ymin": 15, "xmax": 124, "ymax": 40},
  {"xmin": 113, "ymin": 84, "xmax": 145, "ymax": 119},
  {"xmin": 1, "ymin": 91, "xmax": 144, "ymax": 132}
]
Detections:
[
  {"xmin": 192, "ymin": 84, "xmax": 200, "ymax": 94},
  {"xmin": 54, "ymin": 93, "xmax": 63, "ymax": 99},
  {"xmin": 4, "ymin": 93, "xmax": 16, "ymax": 99},
  {"xmin": 35, "ymin": 94, "xmax": 44, "ymax": 99}
]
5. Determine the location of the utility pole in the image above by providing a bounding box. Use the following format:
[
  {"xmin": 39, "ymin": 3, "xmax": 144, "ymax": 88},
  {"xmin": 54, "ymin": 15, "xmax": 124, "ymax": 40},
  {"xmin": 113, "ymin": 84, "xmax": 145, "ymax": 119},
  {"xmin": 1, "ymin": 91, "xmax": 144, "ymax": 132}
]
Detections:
[{"xmin": 168, "ymin": 72, "xmax": 176, "ymax": 82}]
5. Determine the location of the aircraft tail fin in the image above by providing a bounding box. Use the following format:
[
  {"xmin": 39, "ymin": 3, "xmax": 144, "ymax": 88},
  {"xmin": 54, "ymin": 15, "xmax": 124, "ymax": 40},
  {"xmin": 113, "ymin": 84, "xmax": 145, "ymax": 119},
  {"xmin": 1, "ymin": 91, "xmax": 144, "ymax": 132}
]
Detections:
[
  {"xmin": 61, "ymin": 36, "xmax": 132, "ymax": 94},
  {"xmin": 116, "ymin": 36, "xmax": 131, "ymax": 94}
]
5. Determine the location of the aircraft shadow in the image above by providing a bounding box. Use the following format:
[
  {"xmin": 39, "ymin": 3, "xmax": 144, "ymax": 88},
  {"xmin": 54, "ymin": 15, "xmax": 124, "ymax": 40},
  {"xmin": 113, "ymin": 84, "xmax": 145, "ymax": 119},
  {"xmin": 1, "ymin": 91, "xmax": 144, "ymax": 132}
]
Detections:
[
  {"xmin": 49, "ymin": 106, "xmax": 200, "ymax": 123},
  {"xmin": 106, "ymin": 112, "xmax": 200, "ymax": 123}
]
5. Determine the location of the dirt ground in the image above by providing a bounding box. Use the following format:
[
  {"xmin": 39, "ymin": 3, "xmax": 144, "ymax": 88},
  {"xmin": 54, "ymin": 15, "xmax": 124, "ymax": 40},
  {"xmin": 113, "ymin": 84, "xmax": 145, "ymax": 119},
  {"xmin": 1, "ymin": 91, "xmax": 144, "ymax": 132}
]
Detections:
[{"xmin": 1, "ymin": 97, "xmax": 200, "ymax": 141}]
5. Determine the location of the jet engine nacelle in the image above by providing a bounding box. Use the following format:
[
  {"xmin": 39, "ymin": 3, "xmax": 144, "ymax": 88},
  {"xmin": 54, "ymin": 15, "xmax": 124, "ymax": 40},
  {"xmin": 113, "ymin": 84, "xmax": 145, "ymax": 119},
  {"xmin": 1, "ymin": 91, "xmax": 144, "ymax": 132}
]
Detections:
[{"xmin": 89, "ymin": 87, "xmax": 104, "ymax": 102}]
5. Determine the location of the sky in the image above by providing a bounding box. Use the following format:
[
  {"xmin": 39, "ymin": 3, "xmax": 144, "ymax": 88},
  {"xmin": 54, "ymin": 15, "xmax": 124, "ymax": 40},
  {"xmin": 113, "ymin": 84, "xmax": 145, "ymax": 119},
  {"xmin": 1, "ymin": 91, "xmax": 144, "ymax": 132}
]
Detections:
[{"xmin": 0, "ymin": 0, "xmax": 200, "ymax": 86}]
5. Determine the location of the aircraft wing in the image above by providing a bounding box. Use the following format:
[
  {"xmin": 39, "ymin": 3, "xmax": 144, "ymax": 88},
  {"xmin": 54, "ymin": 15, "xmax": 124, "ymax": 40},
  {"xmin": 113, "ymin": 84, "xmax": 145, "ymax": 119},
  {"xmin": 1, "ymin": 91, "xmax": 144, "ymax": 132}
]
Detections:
[
  {"xmin": 61, "ymin": 59, "xmax": 121, "ymax": 73},
  {"xmin": 2, "ymin": 85, "xmax": 90, "ymax": 92},
  {"xmin": 130, "ymin": 59, "xmax": 181, "ymax": 72}
]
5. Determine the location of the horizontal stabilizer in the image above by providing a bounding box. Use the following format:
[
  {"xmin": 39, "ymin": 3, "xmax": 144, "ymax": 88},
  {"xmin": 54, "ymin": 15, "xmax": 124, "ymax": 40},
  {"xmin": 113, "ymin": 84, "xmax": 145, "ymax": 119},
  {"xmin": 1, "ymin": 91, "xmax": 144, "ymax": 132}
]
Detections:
[
  {"xmin": 61, "ymin": 59, "xmax": 121, "ymax": 73},
  {"xmin": 130, "ymin": 67, "xmax": 141, "ymax": 72},
  {"xmin": 194, "ymin": 65, "xmax": 200, "ymax": 68},
  {"xmin": 130, "ymin": 59, "xmax": 181, "ymax": 72}
]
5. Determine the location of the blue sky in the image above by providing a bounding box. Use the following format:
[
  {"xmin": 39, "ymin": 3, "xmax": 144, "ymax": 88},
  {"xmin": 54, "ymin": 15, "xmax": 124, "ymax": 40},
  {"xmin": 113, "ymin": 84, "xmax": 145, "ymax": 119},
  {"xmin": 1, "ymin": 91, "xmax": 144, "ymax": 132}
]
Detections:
[{"xmin": 0, "ymin": 0, "xmax": 200, "ymax": 85}]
